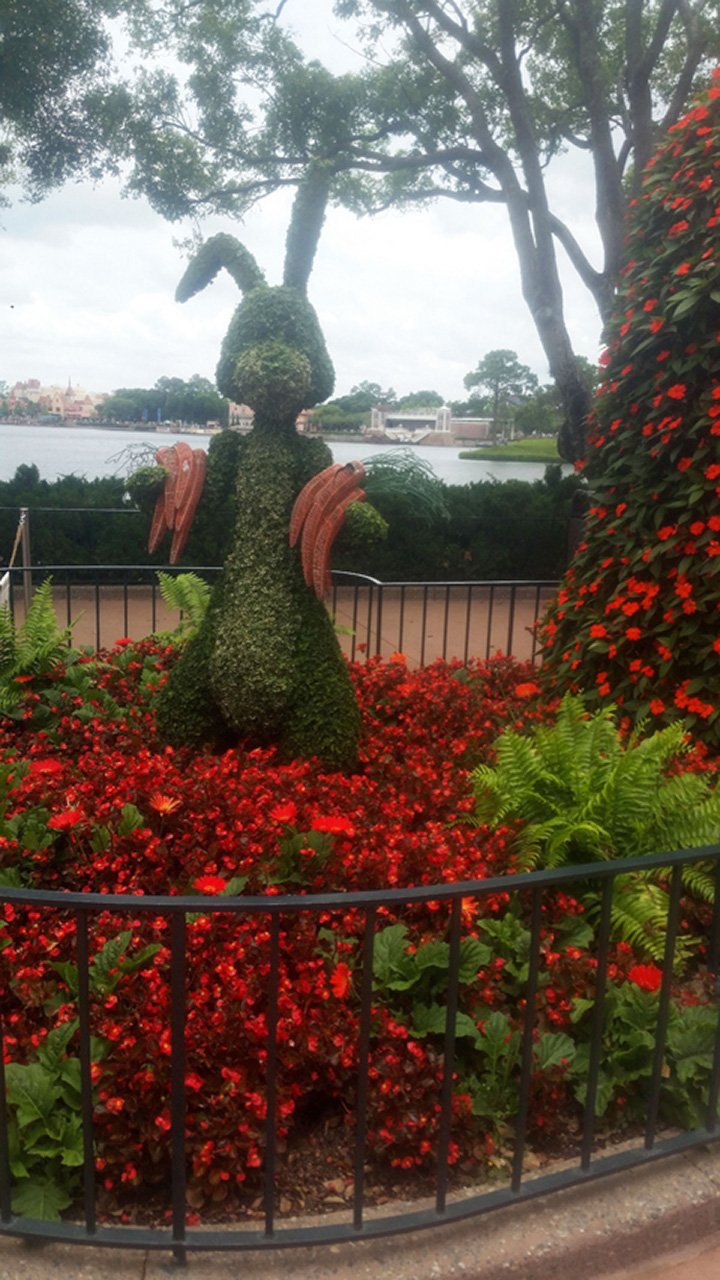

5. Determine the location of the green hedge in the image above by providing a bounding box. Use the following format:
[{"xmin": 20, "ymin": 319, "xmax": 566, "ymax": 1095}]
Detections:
[{"xmin": 0, "ymin": 461, "xmax": 582, "ymax": 582}]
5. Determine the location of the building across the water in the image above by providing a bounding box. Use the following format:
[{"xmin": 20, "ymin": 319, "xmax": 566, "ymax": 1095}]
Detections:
[
  {"xmin": 8, "ymin": 379, "xmax": 107, "ymax": 420},
  {"xmin": 367, "ymin": 404, "xmax": 492, "ymax": 445}
]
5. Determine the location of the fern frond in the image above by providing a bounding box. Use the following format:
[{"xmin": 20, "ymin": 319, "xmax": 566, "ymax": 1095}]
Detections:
[
  {"xmin": 156, "ymin": 572, "xmax": 211, "ymax": 643},
  {"xmin": 0, "ymin": 605, "xmax": 17, "ymax": 676},
  {"xmin": 681, "ymin": 861, "xmax": 717, "ymax": 903},
  {"xmin": 468, "ymin": 692, "xmax": 719, "ymax": 961}
]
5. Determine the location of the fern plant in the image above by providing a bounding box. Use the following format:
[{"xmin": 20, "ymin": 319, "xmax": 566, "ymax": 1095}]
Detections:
[
  {"xmin": 0, "ymin": 580, "xmax": 78, "ymax": 714},
  {"xmin": 156, "ymin": 572, "xmax": 211, "ymax": 644},
  {"xmin": 471, "ymin": 694, "xmax": 720, "ymax": 961}
]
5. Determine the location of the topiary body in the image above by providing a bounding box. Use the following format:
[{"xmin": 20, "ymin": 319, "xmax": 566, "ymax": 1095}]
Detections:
[
  {"xmin": 540, "ymin": 70, "xmax": 720, "ymax": 745},
  {"xmin": 153, "ymin": 224, "xmax": 361, "ymax": 770}
]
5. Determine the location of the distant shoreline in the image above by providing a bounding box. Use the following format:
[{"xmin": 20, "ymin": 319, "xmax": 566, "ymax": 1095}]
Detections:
[{"xmin": 459, "ymin": 439, "xmax": 562, "ymax": 463}]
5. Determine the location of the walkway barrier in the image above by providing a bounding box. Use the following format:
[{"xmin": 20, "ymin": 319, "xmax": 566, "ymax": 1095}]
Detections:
[
  {"xmin": 2, "ymin": 566, "xmax": 559, "ymax": 666},
  {"xmin": 1, "ymin": 847, "xmax": 719, "ymax": 1262}
]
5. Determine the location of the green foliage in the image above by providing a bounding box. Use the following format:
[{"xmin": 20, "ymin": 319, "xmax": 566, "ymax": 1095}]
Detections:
[
  {"xmin": 7, "ymin": 930, "xmax": 160, "ymax": 1220},
  {"xmin": 156, "ymin": 571, "xmax": 211, "ymax": 642},
  {"xmin": 156, "ymin": 432, "xmax": 361, "ymax": 769},
  {"xmin": 371, "ymin": 921, "xmax": 575, "ymax": 1134},
  {"xmin": 0, "ymin": 0, "xmax": 116, "ymax": 198},
  {"xmin": 464, "ymin": 350, "xmax": 539, "ymax": 435},
  {"xmin": 571, "ymin": 982, "xmax": 720, "ymax": 1128},
  {"xmin": 471, "ymin": 694, "xmax": 720, "ymax": 958},
  {"xmin": 336, "ymin": 467, "xmax": 582, "ymax": 581},
  {"xmin": 329, "ymin": 382, "xmax": 397, "ymax": 415},
  {"xmin": 0, "ymin": 580, "xmax": 126, "ymax": 739},
  {"xmin": 460, "ymin": 439, "xmax": 561, "ymax": 463},
  {"xmin": 397, "ymin": 390, "xmax": 445, "ymax": 409},
  {"xmin": 175, "ymin": 233, "xmax": 266, "ymax": 299},
  {"xmin": 0, "ymin": 579, "xmax": 75, "ymax": 712},
  {"xmin": 335, "ymin": 500, "xmax": 388, "ymax": 557},
  {"xmin": 1, "ymin": 451, "xmax": 580, "ymax": 581},
  {"xmin": 0, "ymin": 760, "xmax": 54, "ymax": 888},
  {"xmin": 103, "ymin": 375, "xmax": 229, "ymax": 427},
  {"xmin": 264, "ymin": 825, "xmax": 334, "ymax": 889},
  {"xmin": 125, "ymin": 464, "xmax": 168, "ymax": 513},
  {"xmin": 0, "ymin": 467, "xmax": 151, "ymax": 568},
  {"xmin": 51, "ymin": 930, "xmax": 162, "ymax": 1000},
  {"xmin": 362, "ymin": 448, "xmax": 450, "ymax": 524},
  {"xmin": 309, "ymin": 403, "xmax": 368, "ymax": 433},
  {"xmin": 215, "ymin": 283, "xmax": 334, "ymax": 421},
  {"xmin": 541, "ymin": 72, "xmax": 720, "ymax": 745}
]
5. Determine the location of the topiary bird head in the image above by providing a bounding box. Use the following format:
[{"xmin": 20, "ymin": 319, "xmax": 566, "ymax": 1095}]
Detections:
[{"xmin": 175, "ymin": 223, "xmax": 334, "ymax": 430}]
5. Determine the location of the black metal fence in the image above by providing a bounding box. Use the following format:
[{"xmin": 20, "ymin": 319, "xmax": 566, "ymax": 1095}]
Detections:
[
  {"xmin": 1, "ymin": 846, "xmax": 719, "ymax": 1263},
  {"xmin": 2, "ymin": 566, "xmax": 559, "ymax": 666}
]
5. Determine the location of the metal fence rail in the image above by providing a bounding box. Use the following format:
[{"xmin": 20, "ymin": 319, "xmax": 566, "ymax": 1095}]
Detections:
[
  {"xmin": 1, "ymin": 846, "xmax": 719, "ymax": 1263},
  {"xmin": 3, "ymin": 566, "xmax": 559, "ymax": 665}
]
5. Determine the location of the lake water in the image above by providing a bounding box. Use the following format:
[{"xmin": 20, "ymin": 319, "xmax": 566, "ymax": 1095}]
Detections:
[{"xmin": 0, "ymin": 423, "xmax": 568, "ymax": 487}]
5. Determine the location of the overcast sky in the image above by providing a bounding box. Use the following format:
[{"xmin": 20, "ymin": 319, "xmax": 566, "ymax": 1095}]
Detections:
[{"xmin": 1, "ymin": 2, "xmax": 604, "ymax": 404}]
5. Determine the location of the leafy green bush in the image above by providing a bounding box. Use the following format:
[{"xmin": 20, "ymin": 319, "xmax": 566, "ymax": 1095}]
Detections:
[
  {"xmin": 470, "ymin": 694, "xmax": 720, "ymax": 959},
  {"xmin": 571, "ymin": 979, "xmax": 719, "ymax": 1128}
]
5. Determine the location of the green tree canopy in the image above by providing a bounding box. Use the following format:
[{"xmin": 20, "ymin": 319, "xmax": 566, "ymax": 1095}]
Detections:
[
  {"xmin": 397, "ymin": 389, "xmax": 445, "ymax": 409},
  {"xmin": 0, "ymin": 0, "xmax": 122, "ymax": 196},
  {"xmin": 464, "ymin": 349, "xmax": 538, "ymax": 435},
  {"xmin": 102, "ymin": 376, "xmax": 229, "ymax": 426}
]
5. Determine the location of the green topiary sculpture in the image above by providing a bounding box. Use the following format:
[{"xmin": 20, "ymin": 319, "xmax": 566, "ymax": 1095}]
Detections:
[
  {"xmin": 149, "ymin": 181, "xmax": 362, "ymax": 770},
  {"xmin": 540, "ymin": 69, "xmax": 720, "ymax": 746}
]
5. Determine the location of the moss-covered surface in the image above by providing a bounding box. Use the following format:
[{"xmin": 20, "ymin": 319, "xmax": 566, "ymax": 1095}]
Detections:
[
  {"xmin": 334, "ymin": 498, "xmax": 389, "ymax": 559},
  {"xmin": 182, "ymin": 430, "xmax": 247, "ymax": 565},
  {"xmin": 153, "ymin": 578, "xmax": 234, "ymax": 752},
  {"xmin": 215, "ymin": 285, "xmax": 334, "ymax": 410},
  {"xmin": 156, "ymin": 431, "xmax": 361, "ymax": 770},
  {"xmin": 155, "ymin": 230, "xmax": 361, "ymax": 769}
]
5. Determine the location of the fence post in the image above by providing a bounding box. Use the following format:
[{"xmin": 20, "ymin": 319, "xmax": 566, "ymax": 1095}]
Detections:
[{"xmin": 20, "ymin": 508, "xmax": 32, "ymax": 615}]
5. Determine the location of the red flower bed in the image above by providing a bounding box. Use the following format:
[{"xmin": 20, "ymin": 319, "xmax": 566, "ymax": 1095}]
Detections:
[{"xmin": 0, "ymin": 644, "xmax": 716, "ymax": 1219}]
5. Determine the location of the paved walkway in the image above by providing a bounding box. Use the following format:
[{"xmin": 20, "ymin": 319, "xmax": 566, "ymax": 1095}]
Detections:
[
  {"xmin": 600, "ymin": 1234, "xmax": 720, "ymax": 1280},
  {"xmin": 0, "ymin": 1144, "xmax": 718, "ymax": 1280}
]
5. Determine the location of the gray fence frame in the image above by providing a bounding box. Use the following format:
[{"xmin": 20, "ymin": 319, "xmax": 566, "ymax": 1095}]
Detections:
[
  {"xmin": 3, "ymin": 566, "xmax": 559, "ymax": 665},
  {"xmin": 1, "ymin": 847, "xmax": 720, "ymax": 1263}
]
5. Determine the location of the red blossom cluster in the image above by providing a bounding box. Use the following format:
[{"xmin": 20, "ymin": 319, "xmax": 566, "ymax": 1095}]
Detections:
[
  {"xmin": 540, "ymin": 69, "xmax": 720, "ymax": 743},
  {"xmin": 0, "ymin": 645, "xmax": 576, "ymax": 1207},
  {"xmin": 0, "ymin": 643, "xmax": 714, "ymax": 1214}
]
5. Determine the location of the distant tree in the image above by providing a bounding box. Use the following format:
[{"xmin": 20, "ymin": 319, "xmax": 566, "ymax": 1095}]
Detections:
[
  {"xmin": 102, "ymin": 377, "xmax": 228, "ymax": 426},
  {"xmin": 102, "ymin": 395, "xmax": 142, "ymax": 422},
  {"xmin": 464, "ymin": 350, "xmax": 538, "ymax": 437},
  {"xmin": 513, "ymin": 399, "xmax": 556, "ymax": 437},
  {"xmin": 13, "ymin": 463, "xmax": 40, "ymax": 488},
  {"xmin": 449, "ymin": 393, "xmax": 490, "ymax": 419},
  {"xmin": 310, "ymin": 403, "xmax": 367, "ymax": 433},
  {"xmin": 397, "ymin": 390, "xmax": 445, "ymax": 409},
  {"xmin": 164, "ymin": 374, "xmax": 229, "ymax": 426},
  {"xmin": 331, "ymin": 382, "xmax": 397, "ymax": 415}
]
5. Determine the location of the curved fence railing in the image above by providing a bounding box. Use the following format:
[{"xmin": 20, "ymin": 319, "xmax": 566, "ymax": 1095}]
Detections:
[
  {"xmin": 2, "ymin": 566, "xmax": 559, "ymax": 666},
  {"xmin": 1, "ymin": 847, "xmax": 720, "ymax": 1263}
]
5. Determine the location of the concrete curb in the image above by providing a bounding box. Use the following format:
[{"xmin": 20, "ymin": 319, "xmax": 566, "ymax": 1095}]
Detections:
[{"xmin": 0, "ymin": 1144, "xmax": 719, "ymax": 1280}]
